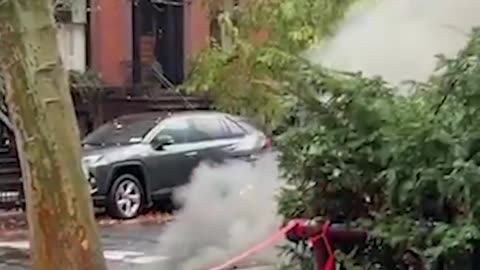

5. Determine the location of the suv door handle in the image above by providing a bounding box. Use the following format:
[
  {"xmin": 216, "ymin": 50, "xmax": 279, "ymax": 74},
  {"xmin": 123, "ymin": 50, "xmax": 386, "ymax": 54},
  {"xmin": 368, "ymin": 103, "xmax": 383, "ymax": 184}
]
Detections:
[{"xmin": 185, "ymin": 151, "xmax": 198, "ymax": 157}]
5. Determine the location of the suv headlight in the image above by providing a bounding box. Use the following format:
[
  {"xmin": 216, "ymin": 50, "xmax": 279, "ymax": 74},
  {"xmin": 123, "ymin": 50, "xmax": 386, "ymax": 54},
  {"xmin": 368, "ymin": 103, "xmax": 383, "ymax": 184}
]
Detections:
[
  {"xmin": 82, "ymin": 155, "xmax": 102, "ymax": 170},
  {"xmin": 82, "ymin": 155, "xmax": 103, "ymax": 165},
  {"xmin": 81, "ymin": 155, "xmax": 103, "ymax": 179},
  {"xmin": 88, "ymin": 175, "xmax": 98, "ymax": 194}
]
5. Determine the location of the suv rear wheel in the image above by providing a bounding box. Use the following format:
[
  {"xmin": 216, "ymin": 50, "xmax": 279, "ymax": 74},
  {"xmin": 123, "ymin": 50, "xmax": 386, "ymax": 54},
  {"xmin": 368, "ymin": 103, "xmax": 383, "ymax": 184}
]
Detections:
[{"xmin": 106, "ymin": 174, "xmax": 144, "ymax": 219}]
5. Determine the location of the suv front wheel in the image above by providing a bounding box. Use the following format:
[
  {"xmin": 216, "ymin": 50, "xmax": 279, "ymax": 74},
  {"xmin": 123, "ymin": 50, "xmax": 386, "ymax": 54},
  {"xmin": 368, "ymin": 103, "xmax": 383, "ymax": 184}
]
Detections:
[{"xmin": 106, "ymin": 174, "xmax": 145, "ymax": 219}]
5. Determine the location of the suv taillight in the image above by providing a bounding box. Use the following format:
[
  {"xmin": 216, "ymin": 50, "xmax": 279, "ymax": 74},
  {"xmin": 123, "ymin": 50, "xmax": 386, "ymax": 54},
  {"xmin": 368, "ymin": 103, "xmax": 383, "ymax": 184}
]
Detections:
[{"xmin": 263, "ymin": 137, "xmax": 273, "ymax": 149}]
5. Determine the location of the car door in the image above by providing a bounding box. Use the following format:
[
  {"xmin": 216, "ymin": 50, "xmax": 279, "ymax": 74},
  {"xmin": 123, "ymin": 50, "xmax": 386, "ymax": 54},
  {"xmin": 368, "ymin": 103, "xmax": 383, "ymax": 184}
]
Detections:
[{"xmin": 143, "ymin": 117, "xmax": 201, "ymax": 198}]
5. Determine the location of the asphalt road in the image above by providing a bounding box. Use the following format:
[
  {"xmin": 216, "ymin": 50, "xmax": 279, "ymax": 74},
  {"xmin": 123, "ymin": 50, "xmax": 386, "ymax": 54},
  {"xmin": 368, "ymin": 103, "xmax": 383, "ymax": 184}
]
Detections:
[
  {"xmin": 0, "ymin": 223, "xmax": 168, "ymax": 270},
  {"xmin": 0, "ymin": 223, "xmax": 274, "ymax": 270}
]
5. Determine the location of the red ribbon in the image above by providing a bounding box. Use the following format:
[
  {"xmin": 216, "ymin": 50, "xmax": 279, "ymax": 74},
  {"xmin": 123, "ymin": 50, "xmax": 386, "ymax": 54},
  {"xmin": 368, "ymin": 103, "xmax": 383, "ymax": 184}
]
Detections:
[
  {"xmin": 207, "ymin": 220, "xmax": 335, "ymax": 270},
  {"xmin": 309, "ymin": 221, "xmax": 335, "ymax": 270},
  {"xmin": 208, "ymin": 222, "xmax": 298, "ymax": 270}
]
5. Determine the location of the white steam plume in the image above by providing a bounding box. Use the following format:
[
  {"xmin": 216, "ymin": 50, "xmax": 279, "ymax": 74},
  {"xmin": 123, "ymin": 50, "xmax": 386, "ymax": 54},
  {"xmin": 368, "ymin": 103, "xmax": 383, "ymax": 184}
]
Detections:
[
  {"xmin": 144, "ymin": 153, "xmax": 285, "ymax": 270},
  {"xmin": 305, "ymin": 0, "xmax": 480, "ymax": 85}
]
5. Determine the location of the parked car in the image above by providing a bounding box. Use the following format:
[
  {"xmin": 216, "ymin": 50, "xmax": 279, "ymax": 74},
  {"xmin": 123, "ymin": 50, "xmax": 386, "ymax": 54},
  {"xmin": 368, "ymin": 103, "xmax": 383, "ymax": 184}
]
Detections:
[{"xmin": 81, "ymin": 111, "xmax": 272, "ymax": 219}]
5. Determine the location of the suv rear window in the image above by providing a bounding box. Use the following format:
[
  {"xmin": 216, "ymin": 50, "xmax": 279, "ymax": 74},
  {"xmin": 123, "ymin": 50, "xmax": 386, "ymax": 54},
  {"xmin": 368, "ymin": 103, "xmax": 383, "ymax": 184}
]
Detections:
[
  {"xmin": 222, "ymin": 118, "xmax": 246, "ymax": 137},
  {"xmin": 230, "ymin": 116, "xmax": 260, "ymax": 133},
  {"xmin": 188, "ymin": 115, "xmax": 250, "ymax": 142},
  {"xmin": 189, "ymin": 116, "xmax": 227, "ymax": 142}
]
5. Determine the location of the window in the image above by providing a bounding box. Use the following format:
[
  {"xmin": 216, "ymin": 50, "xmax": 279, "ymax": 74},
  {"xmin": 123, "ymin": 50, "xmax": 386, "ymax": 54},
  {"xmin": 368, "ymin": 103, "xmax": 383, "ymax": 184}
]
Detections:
[
  {"xmin": 156, "ymin": 119, "xmax": 190, "ymax": 144},
  {"xmin": 230, "ymin": 116, "xmax": 259, "ymax": 133},
  {"xmin": 222, "ymin": 118, "xmax": 245, "ymax": 137},
  {"xmin": 83, "ymin": 117, "xmax": 158, "ymax": 146},
  {"xmin": 189, "ymin": 116, "xmax": 228, "ymax": 142}
]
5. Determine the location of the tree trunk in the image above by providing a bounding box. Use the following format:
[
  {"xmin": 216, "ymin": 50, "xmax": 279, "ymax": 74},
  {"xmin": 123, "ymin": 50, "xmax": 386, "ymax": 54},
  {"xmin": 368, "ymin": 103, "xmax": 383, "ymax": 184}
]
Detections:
[{"xmin": 0, "ymin": 1, "xmax": 108, "ymax": 270}]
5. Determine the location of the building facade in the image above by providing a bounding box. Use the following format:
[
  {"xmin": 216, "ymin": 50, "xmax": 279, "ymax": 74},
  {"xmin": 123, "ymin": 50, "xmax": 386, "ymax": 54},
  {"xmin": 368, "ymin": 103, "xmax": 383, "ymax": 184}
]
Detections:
[
  {"xmin": 89, "ymin": 0, "xmax": 211, "ymax": 91},
  {"xmin": 57, "ymin": 0, "xmax": 88, "ymax": 72}
]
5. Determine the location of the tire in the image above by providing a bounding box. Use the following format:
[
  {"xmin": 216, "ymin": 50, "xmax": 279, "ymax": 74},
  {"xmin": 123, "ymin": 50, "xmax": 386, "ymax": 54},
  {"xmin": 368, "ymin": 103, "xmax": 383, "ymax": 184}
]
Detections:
[{"xmin": 106, "ymin": 174, "xmax": 145, "ymax": 219}]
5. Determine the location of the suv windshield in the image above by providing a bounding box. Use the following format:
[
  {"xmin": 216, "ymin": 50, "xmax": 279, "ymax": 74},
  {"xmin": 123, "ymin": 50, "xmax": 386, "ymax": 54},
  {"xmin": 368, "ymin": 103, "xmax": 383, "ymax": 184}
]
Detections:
[{"xmin": 83, "ymin": 116, "xmax": 159, "ymax": 146}]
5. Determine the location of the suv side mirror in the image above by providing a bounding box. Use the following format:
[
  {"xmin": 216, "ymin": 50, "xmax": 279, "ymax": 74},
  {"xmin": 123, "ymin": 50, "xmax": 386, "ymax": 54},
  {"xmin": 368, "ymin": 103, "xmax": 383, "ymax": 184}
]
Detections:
[{"xmin": 151, "ymin": 134, "xmax": 174, "ymax": 150}]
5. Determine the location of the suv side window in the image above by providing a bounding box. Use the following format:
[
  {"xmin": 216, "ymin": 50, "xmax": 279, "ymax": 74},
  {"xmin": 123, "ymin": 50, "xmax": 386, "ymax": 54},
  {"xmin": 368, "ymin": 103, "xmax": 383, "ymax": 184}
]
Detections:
[
  {"xmin": 189, "ymin": 115, "xmax": 229, "ymax": 142},
  {"xmin": 223, "ymin": 117, "xmax": 246, "ymax": 137},
  {"xmin": 156, "ymin": 118, "xmax": 190, "ymax": 144}
]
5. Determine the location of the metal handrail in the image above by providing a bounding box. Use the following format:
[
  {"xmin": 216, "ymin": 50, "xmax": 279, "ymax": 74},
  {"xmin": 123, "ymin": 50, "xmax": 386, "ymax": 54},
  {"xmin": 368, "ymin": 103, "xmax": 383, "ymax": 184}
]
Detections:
[
  {"xmin": 151, "ymin": 61, "xmax": 175, "ymax": 90},
  {"xmin": 150, "ymin": 61, "xmax": 194, "ymax": 109}
]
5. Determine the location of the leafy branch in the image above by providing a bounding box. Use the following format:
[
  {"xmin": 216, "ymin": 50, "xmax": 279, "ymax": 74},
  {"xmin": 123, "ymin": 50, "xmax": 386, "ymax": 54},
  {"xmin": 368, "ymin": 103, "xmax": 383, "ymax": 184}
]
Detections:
[
  {"xmin": 184, "ymin": 0, "xmax": 359, "ymax": 130},
  {"xmin": 276, "ymin": 28, "xmax": 480, "ymax": 269}
]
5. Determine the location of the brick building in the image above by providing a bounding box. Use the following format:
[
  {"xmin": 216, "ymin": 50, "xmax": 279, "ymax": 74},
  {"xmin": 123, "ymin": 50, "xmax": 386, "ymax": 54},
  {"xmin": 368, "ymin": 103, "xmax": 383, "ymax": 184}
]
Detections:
[
  {"xmin": 0, "ymin": 1, "xmax": 213, "ymax": 206},
  {"xmin": 89, "ymin": 0, "xmax": 211, "ymax": 92}
]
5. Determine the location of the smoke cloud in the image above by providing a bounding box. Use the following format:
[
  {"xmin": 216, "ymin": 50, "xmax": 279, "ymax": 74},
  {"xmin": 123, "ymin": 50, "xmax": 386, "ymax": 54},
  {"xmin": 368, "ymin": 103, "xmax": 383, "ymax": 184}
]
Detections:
[
  {"xmin": 144, "ymin": 153, "xmax": 285, "ymax": 270},
  {"xmin": 305, "ymin": 0, "xmax": 480, "ymax": 85}
]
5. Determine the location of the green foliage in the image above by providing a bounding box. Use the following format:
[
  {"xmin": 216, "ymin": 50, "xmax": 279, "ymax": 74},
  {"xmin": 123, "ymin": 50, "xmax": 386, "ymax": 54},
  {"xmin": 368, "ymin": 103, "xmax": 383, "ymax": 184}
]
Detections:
[
  {"xmin": 276, "ymin": 28, "xmax": 480, "ymax": 269},
  {"xmin": 186, "ymin": 42, "xmax": 297, "ymax": 131},
  {"xmin": 69, "ymin": 69, "xmax": 105, "ymax": 128},
  {"xmin": 69, "ymin": 69, "xmax": 103, "ymax": 100},
  {"xmin": 185, "ymin": 0, "xmax": 359, "ymax": 130},
  {"xmin": 239, "ymin": 0, "xmax": 358, "ymax": 51}
]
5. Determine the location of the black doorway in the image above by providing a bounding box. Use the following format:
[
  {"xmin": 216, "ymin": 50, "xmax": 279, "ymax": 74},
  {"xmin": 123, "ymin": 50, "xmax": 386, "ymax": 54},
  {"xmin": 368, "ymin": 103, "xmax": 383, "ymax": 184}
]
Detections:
[{"xmin": 151, "ymin": 0, "xmax": 185, "ymax": 85}]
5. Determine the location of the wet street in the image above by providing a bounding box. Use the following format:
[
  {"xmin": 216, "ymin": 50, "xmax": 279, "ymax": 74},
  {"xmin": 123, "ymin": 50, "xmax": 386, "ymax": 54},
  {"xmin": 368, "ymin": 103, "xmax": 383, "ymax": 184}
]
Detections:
[
  {"xmin": 0, "ymin": 223, "xmax": 169, "ymax": 270},
  {"xmin": 0, "ymin": 222, "xmax": 275, "ymax": 270}
]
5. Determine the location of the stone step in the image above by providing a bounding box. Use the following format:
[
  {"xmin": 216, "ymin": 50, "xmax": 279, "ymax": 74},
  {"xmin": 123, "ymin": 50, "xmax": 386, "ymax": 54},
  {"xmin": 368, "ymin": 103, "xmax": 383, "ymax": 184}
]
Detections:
[
  {"xmin": 0, "ymin": 167, "xmax": 20, "ymax": 176},
  {"xmin": 0, "ymin": 156, "xmax": 18, "ymax": 165}
]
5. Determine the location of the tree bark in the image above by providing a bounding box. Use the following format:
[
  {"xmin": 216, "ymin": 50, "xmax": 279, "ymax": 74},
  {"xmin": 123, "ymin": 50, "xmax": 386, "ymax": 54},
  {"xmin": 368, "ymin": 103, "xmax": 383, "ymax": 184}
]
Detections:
[{"xmin": 0, "ymin": 1, "xmax": 108, "ymax": 270}]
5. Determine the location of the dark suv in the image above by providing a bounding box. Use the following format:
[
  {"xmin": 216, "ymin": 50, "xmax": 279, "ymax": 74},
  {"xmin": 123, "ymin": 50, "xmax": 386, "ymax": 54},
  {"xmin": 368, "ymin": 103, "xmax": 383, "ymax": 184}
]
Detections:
[{"xmin": 81, "ymin": 111, "xmax": 271, "ymax": 219}]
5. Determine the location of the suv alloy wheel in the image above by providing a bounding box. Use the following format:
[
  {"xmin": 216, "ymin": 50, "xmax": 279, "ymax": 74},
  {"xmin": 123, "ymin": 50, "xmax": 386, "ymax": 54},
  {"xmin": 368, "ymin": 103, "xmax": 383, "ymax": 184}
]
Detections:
[{"xmin": 106, "ymin": 174, "xmax": 145, "ymax": 219}]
